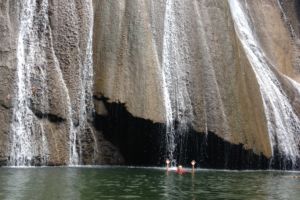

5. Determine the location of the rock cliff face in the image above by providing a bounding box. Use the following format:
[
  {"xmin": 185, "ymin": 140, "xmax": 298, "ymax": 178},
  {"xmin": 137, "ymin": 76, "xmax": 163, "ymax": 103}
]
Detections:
[{"xmin": 0, "ymin": 0, "xmax": 300, "ymax": 169}]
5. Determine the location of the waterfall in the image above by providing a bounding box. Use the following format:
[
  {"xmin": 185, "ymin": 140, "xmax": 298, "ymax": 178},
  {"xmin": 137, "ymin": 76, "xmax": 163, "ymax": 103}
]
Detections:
[
  {"xmin": 229, "ymin": 0, "xmax": 300, "ymax": 167},
  {"xmin": 9, "ymin": 0, "xmax": 50, "ymax": 166},
  {"xmin": 162, "ymin": 0, "xmax": 194, "ymax": 165},
  {"xmin": 69, "ymin": 0, "xmax": 95, "ymax": 165},
  {"xmin": 9, "ymin": 0, "xmax": 95, "ymax": 166},
  {"xmin": 83, "ymin": 0, "xmax": 97, "ymax": 163}
]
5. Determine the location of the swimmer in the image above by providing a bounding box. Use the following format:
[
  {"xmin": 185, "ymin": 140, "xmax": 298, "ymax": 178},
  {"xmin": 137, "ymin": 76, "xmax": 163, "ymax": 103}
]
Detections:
[
  {"xmin": 176, "ymin": 165, "xmax": 185, "ymax": 175},
  {"xmin": 166, "ymin": 159, "xmax": 170, "ymax": 171},
  {"xmin": 191, "ymin": 160, "xmax": 196, "ymax": 172}
]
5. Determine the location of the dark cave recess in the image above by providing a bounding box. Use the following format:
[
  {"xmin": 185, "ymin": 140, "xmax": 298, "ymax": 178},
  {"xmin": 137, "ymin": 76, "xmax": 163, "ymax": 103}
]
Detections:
[{"xmin": 93, "ymin": 95, "xmax": 299, "ymax": 170}]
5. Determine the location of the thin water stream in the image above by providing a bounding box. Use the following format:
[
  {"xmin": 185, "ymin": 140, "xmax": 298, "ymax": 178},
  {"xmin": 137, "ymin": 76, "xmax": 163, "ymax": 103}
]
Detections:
[{"xmin": 162, "ymin": 0, "xmax": 194, "ymax": 166}]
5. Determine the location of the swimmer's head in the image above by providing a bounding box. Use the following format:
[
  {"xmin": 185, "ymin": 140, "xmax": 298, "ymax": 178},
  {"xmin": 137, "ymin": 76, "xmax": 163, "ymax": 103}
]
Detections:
[{"xmin": 191, "ymin": 160, "xmax": 196, "ymax": 166}]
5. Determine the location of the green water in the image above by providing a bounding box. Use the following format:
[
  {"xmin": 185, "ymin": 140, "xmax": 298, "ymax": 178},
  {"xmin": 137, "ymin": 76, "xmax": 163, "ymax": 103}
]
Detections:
[{"xmin": 0, "ymin": 167, "xmax": 299, "ymax": 200}]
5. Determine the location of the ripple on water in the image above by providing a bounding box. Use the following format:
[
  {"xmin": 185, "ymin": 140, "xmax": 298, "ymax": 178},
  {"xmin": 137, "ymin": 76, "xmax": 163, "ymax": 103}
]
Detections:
[{"xmin": 0, "ymin": 167, "xmax": 299, "ymax": 199}]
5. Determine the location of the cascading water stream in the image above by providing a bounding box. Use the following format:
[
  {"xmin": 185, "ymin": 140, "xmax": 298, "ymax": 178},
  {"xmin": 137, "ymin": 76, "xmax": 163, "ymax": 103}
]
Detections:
[
  {"xmin": 68, "ymin": 0, "xmax": 95, "ymax": 165},
  {"xmin": 229, "ymin": 0, "xmax": 300, "ymax": 167},
  {"xmin": 83, "ymin": 1, "xmax": 97, "ymax": 163},
  {"xmin": 162, "ymin": 0, "xmax": 194, "ymax": 166},
  {"xmin": 9, "ymin": 0, "xmax": 50, "ymax": 166}
]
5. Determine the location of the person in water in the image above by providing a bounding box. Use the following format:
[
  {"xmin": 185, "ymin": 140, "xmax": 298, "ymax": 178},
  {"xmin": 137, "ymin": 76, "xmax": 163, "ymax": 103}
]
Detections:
[
  {"xmin": 166, "ymin": 159, "xmax": 170, "ymax": 171},
  {"xmin": 176, "ymin": 165, "xmax": 185, "ymax": 174},
  {"xmin": 191, "ymin": 160, "xmax": 196, "ymax": 173}
]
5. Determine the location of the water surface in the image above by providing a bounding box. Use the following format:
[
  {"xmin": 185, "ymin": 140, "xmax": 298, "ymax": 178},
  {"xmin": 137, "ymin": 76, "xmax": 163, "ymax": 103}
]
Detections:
[{"xmin": 0, "ymin": 167, "xmax": 299, "ymax": 199}]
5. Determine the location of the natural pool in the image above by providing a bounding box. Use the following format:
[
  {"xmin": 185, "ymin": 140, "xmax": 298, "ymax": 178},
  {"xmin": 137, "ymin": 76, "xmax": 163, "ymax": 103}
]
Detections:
[{"xmin": 0, "ymin": 166, "xmax": 299, "ymax": 200}]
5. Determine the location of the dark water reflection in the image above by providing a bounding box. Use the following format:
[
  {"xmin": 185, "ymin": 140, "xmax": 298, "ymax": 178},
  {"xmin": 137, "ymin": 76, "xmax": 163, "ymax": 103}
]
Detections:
[{"xmin": 0, "ymin": 167, "xmax": 299, "ymax": 199}]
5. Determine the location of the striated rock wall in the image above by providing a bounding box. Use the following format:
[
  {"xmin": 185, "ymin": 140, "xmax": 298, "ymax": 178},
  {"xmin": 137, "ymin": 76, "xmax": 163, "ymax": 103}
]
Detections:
[
  {"xmin": 0, "ymin": 0, "xmax": 123, "ymax": 166},
  {"xmin": 92, "ymin": 0, "xmax": 300, "ymax": 163},
  {"xmin": 0, "ymin": 0, "xmax": 18, "ymax": 163},
  {"xmin": 0, "ymin": 0, "xmax": 299, "ymax": 168},
  {"xmin": 93, "ymin": 0, "xmax": 166, "ymax": 122}
]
